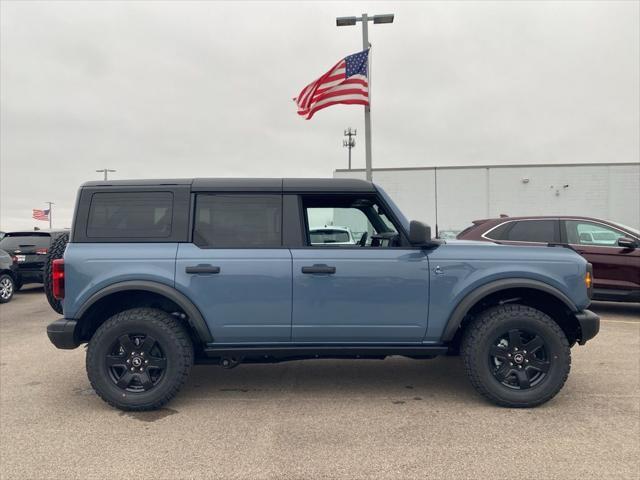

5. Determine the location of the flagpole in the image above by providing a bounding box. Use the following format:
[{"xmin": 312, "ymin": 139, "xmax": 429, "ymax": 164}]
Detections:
[
  {"xmin": 46, "ymin": 202, "xmax": 54, "ymax": 229},
  {"xmin": 336, "ymin": 13, "xmax": 393, "ymax": 182},
  {"xmin": 361, "ymin": 14, "xmax": 373, "ymax": 182}
]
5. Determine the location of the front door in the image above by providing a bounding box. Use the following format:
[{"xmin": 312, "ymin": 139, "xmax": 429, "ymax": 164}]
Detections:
[
  {"xmin": 562, "ymin": 219, "xmax": 640, "ymax": 295},
  {"xmin": 290, "ymin": 193, "xmax": 430, "ymax": 343},
  {"xmin": 175, "ymin": 194, "xmax": 292, "ymax": 343}
]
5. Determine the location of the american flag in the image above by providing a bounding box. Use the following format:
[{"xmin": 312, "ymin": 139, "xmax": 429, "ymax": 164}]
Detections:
[
  {"xmin": 295, "ymin": 49, "xmax": 369, "ymax": 120},
  {"xmin": 32, "ymin": 209, "xmax": 50, "ymax": 221}
]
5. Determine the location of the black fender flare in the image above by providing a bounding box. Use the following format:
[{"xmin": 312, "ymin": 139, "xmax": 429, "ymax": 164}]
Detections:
[
  {"xmin": 441, "ymin": 278, "xmax": 578, "ymax": 342},
  {"xmin": 73, "ymin": 280, "xmax": 213, "ymax": 343}
]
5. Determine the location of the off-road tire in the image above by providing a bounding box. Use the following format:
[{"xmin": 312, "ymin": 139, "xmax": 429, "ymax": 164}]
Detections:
[
  {"xmin": 461, "ymin": 304, "xmax": 571, "ymax": 408},
  {"xmin": 44, "ymin": 232, "xmax": 69, "ymax": 314},
  {"xmin": 86, "ymin": 308, "xmax": 193, "ymax": 411},
  {"xmin": 0, "ymin": 273, "xmax": 15, "ymax": 303}
]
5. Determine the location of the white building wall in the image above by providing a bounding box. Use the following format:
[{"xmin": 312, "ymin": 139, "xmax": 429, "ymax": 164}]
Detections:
[{"xmin": 334, "ymin": 163, "xmax": 640, "ymax": 232}]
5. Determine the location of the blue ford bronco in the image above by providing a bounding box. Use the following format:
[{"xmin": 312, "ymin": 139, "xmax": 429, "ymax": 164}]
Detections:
[{"xmin": 46, "ymin": 178, "xmax": 599, "ymax": 411}]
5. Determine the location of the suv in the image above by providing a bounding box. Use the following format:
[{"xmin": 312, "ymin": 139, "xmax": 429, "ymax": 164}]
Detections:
[
  {"xmin": 46, "ymin": 179, "xmax": 599, "ymax": 411},
  {"xmin": 0, "ymin": 230, "xmax": 67, "ymax": 289},
  {"xmin": 457, "ymin": 216, "xmax": 640, "ymax": 303}
]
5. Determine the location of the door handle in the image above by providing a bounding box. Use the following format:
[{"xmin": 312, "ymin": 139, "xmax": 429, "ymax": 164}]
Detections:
[
  {"xmin": 185, "ymin": 264, "xmax": 221, "ymax": 274},
  {"xmin": 301, "ymin": 264, "xmax": 336, "ymax": 274}
]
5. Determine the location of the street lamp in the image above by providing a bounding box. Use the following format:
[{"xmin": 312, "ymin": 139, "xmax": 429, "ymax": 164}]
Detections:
[
  {"xmin": 96, "ymin": 168, "xmax": 116, "ymax": 181},
  {"xmin": 336, "ymin": 13, "xmax": 394, "ymax": 181}
]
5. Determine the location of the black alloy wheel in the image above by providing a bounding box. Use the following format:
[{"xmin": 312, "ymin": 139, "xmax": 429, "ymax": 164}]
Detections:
[
  {"xmin": 106, "ymin": 334, "xmax": 167, "ymax": 392},
  {"xmin": 489, "ymin": 329, "xmax": 550, "ymax": 390}
]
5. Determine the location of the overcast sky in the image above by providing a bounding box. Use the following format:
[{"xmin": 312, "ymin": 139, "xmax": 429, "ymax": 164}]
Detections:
[{"xmin": 1, "ymin": 0, "xmax": 638, "ymax": 230}]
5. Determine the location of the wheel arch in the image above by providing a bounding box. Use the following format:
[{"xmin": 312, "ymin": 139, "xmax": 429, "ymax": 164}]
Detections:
[
  {"xmin": 442, "ymin": 279, "xmax": 580, "ymax": 345},
  {"xmin": 73, "ymin": 281, "xmax": 213, "ymax": 345}
]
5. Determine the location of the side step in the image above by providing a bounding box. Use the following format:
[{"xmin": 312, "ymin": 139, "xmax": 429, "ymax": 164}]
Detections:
[{"xmin": 201, "ymin": 344, "xmax": 448, "ymax": 363}]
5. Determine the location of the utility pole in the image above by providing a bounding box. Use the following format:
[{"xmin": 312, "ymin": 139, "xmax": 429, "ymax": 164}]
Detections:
[
  {"xmin": 336, "ymin": 13, "xmax": 394, "ymax": 182},
  {"xmin": 96, "ymin": 168, "xmax": 116, "ymax": 181},
  {"xmin": 45, "ymin": 202, "xmax": 54, "ymax": 229},
  {"xmin": 343, "ymin": 128, "xmax": 356, "ymax": 170}
]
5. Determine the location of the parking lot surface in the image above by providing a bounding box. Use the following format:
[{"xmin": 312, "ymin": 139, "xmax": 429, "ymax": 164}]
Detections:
[{"xmin": 0, "ymin": 286, "xmax": 638, "ymax": 479}]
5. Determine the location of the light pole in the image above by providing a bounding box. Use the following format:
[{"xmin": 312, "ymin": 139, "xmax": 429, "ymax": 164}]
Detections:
[
  {"xmin": 343, "ymin": 128, "xmax": 356, "ymax": 170},
  {"xmin": 96, "ymin": 168, "xmax": 116, "ymax": 181},
  {"xmin": 336, "ymin": 13, "xmax": 394, "ymax": 182}
]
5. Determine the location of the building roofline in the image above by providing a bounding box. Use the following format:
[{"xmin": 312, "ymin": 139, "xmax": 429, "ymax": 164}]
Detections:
[{"xmin": 335, "ymin": 161, "xmax": 640, "ymax": 173}]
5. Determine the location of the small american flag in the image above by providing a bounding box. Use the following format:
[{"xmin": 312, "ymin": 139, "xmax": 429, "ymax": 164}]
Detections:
[
  {"xmin": 32, "ymin": 209, "xmax": 50, "ymax": 221},
  {"xmin": 295, "ymin": 49, "xmax": 369, "ymax": 120}
]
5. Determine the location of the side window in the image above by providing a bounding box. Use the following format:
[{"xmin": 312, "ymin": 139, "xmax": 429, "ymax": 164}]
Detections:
[
  {"xmin": 87, "ymin": 192, "xmax": 173, "ymax": 238},
  {"xmin": 484, "ymin": 222, "xmax": 511, "ymax": 241},
  {"xmin": 302, "ymin": 195, "xmax": 399, "ymax": 247},
  {"xmin": 566, "ymin": 221, "xmax": 626, "ymax": 246},
  {"xmin": 504, "ymin": 220, "xmax": 557, "ymax": 243},
  {"xmin": 194, "ymin": 195, "xmax": 282, "ymax": 248}
]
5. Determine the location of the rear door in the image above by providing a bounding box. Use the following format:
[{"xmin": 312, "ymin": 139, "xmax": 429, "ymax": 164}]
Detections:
[
  {"xmin": 175, "ymin": 193, "xmax": 292, "ymax": 344},
  {"xmin": 561, "ymin": 220, "xmax": 640, "ymax": 294}
]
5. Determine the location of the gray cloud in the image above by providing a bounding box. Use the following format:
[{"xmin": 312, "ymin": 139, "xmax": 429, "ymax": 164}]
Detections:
[{"xmin": 1, "ymin": 0, "xmax": 638, "ymax": 230}]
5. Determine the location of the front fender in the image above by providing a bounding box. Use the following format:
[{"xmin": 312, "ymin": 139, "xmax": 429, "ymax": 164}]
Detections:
[{"xmin": 439, "ymin": 278, "xmax": 578, "ymax": 342}]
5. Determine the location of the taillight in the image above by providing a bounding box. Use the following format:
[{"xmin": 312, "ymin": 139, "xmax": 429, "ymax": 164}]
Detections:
[
  {"xmin": 36, "ymin": 248, "xmax": 48, "ymax": 255},
  {"xmin": 52, "ymin": 259, "xmax": 65, "ymax": 300}
]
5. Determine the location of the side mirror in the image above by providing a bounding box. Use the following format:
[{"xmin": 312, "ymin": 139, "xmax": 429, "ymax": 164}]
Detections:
[
  {"xmin": 409, "ymin": 220, "xmax": 432, "ymax": 245},
  {"xmin": 617, "ymin": 237, "xmax": 637, "ymax": 249}
]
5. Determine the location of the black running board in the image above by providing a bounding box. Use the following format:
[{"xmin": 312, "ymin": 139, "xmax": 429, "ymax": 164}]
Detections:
[{"xmin": 201, "ymin": 344, "xmax": 448, "ymax": 363}]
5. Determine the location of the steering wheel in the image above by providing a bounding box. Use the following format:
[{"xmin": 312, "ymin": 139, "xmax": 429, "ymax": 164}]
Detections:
[{"xmin": 358, "ymin": 232, "xmax": 368, "ymax": 247}]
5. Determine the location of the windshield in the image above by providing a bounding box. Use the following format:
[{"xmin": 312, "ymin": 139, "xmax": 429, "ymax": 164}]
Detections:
[
  {"xmin": 374, "ymin": 185, "xmax": 409, "ymax": 233},
  {"xmin": 310, "ymin": 230, "xmax": 351, "ymax": 244},
  {"xmin": 610, "ymin": 221, "xmax": 640, "ymax": 237}
]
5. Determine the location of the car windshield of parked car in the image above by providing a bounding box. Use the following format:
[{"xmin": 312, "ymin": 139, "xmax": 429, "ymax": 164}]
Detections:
[
  {"xmin": 310, "ymin": 229, "xmax": 352, "ymax": 245},
  {"xmin": 566, "ymin": 220, "xmax": 628, "ymax": 246},
  {"xmin": 609, "ymin": 221, "xmax": 640, "ymax": 238}
]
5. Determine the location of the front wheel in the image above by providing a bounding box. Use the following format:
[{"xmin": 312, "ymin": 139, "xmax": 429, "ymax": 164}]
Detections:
[
  {"xmin": 461, "ymin": 304, "xmax": 571, "ymax": 408},
  {"xmin": 86, "ymin": 308, "xmax": 193, "ymax": 411}
]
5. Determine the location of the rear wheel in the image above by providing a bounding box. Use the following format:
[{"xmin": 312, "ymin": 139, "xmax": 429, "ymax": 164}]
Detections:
[
  {"xmin": 44, "ymin": 233, "xmax": 69, "ymax": 314},
  {"xmin": 461, "ymin": 304, "xmax": 571, "ymax": 408},
  {"xmin": 86, "ymin": 308, "xmax": 193, "ymax": 411},
  {"xmin": 0, "ymin": 274, "xmax": 15, "ymax": 303}
]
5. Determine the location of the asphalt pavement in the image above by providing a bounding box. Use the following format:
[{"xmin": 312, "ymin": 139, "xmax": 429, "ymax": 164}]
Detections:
[{"xmin": 0, "ymin": 286, "xmax": 638, "ymax": 479}]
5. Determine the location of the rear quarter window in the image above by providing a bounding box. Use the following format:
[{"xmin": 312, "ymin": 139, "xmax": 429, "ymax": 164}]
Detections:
[
  {"xmin": 87, "ymin": 192, "xmax": 173, "ymax": 238},
  {"xmin": 504, "ymin": 220, "xmax": 557, "ymax": 243}
]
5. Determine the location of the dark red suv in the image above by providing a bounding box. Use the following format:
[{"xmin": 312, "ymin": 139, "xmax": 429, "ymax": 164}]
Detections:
[{"xmin": 457, "ymin": 216, "xmax": 640, "ymax": 303}]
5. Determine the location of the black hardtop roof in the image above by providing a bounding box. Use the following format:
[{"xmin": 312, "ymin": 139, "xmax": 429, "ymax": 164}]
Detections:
[{"xmin": 82, "ymin": 178, "xmax": 376, "ymax": 193}]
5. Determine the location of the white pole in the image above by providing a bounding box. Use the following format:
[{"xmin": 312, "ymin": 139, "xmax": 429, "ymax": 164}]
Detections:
[{"xmin": 362, "ymin": 14, "xmax": 372, "ymax": 182}]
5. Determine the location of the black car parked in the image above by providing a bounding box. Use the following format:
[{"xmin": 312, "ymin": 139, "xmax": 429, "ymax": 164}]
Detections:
[
  {"xmin": 0, "ymin": 231, "xmax": 67, "ymax": 290},
  {"xmin": 0, "ymin": 249, "xmax": 18, "ymax": 303}
]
